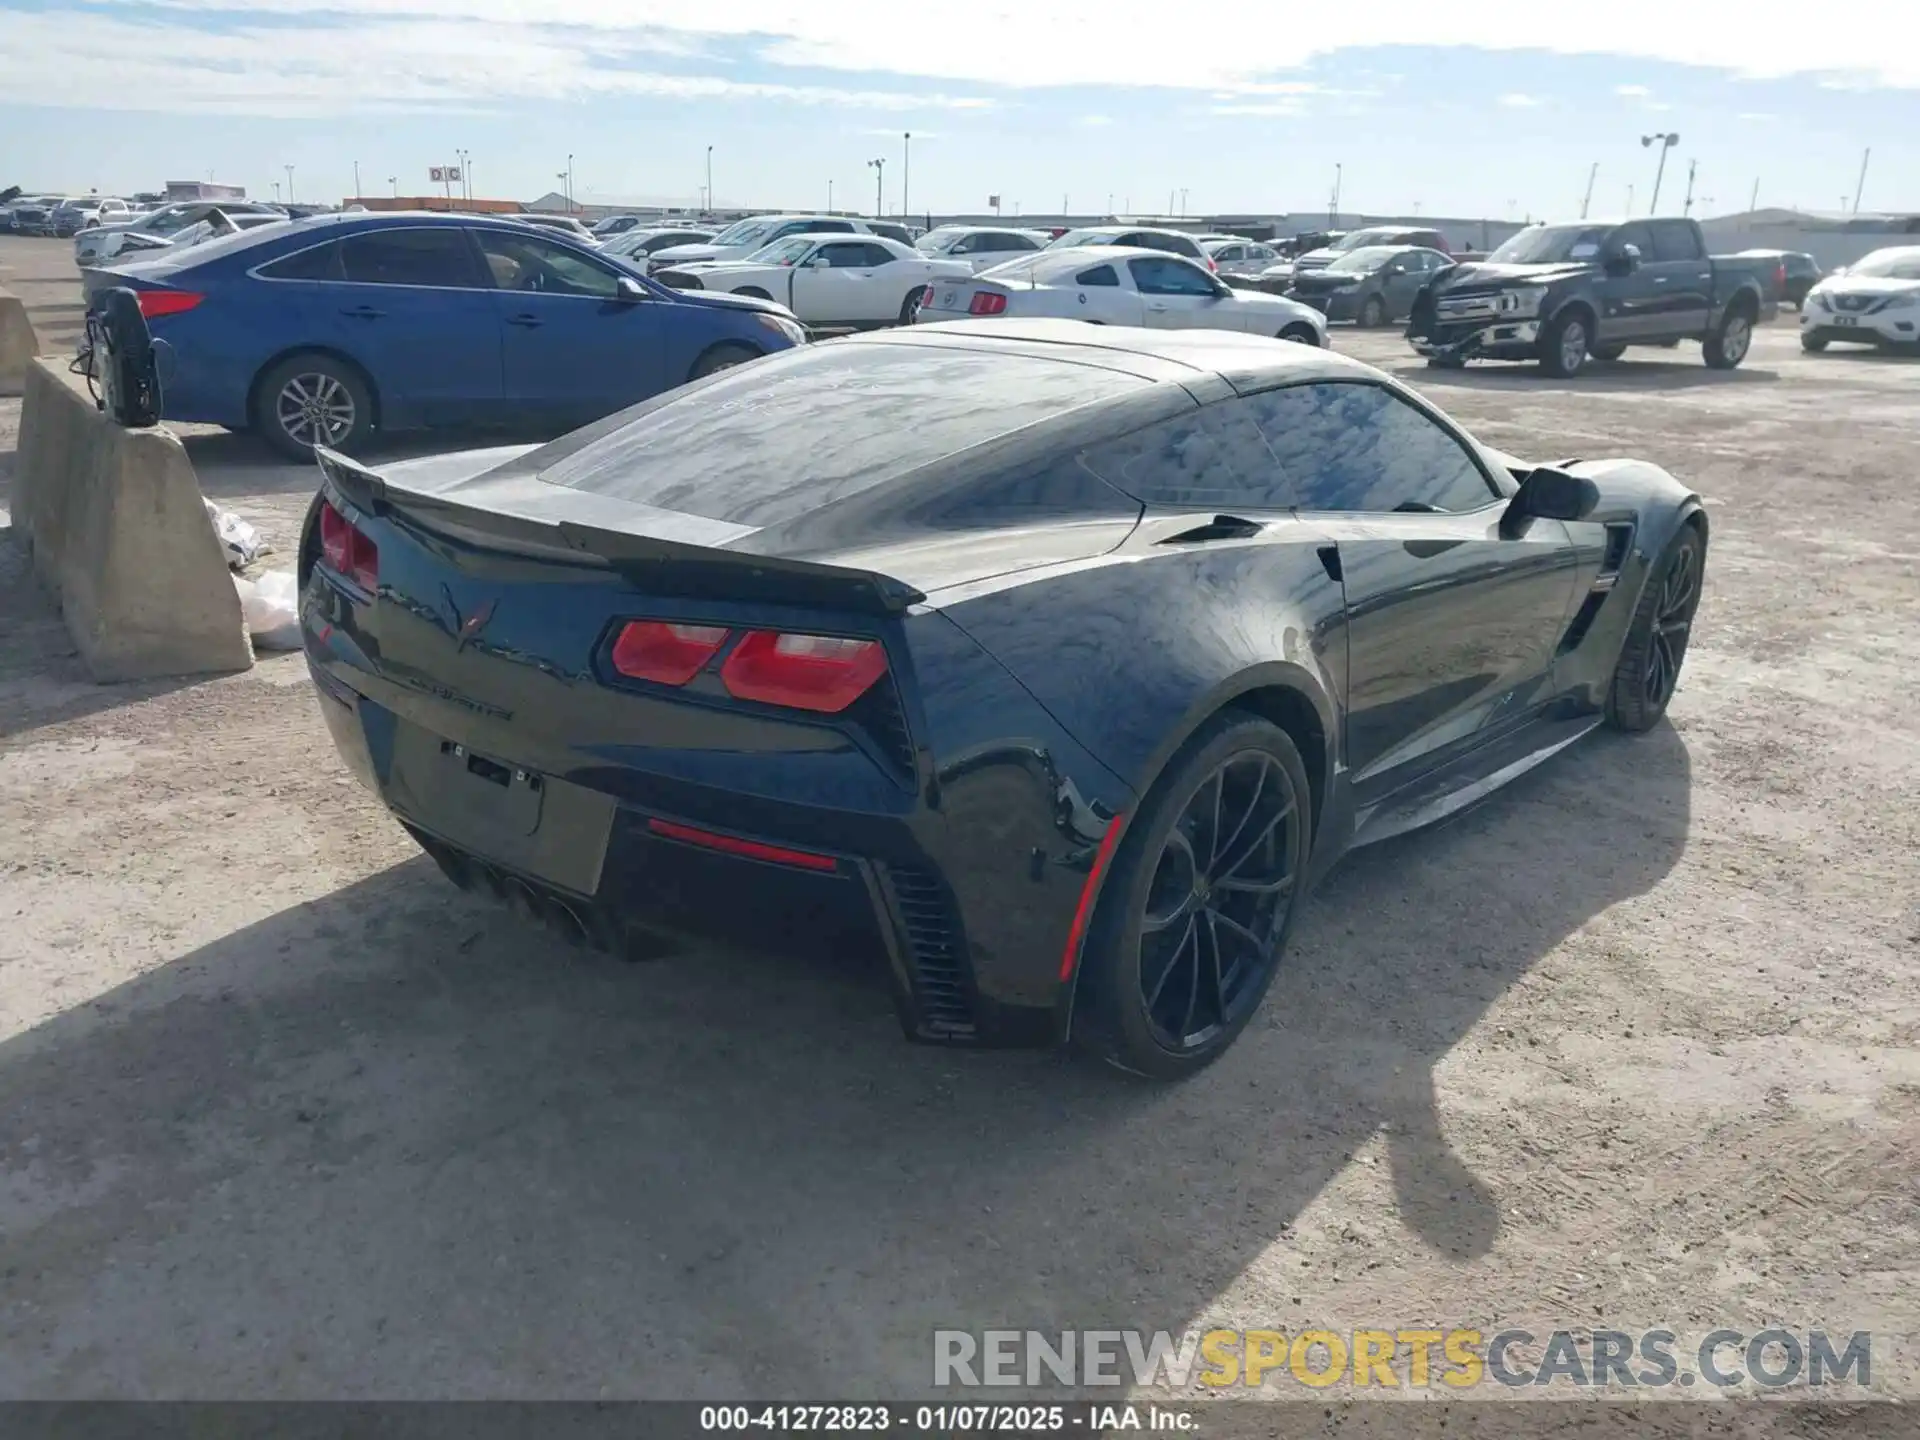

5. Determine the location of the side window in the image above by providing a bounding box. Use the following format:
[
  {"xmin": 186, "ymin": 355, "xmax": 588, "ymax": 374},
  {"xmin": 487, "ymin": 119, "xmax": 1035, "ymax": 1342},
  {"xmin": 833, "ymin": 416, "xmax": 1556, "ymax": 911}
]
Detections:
[
  {"xmin": 768, "ymin": 222, "xmax": 809, "ymax": 241},
  {"xmin": 1611, "ymin": 222, "xmax": 1654, "ymax": 258},
  {"xmin": 1216, "ymin": 245, "xmax": 1243, "ymax": 263},
  {"xmin": 998, "ymin": 232, "xmax": 1040, "ymax": 251},
  {"xmin": 810, "ymin": 220, "xmax": 855, "ymax": 233},
  {"xmin": 340, "ymin": 228, "xmax": 484, "ymax": 288},
  {"xmin": 817, "ymin": 242, "xmax": 875, "ymax": 268},
  {"xmin": 951, "ymin": 234, "xmax": 982, "ymax": 254},
  {"xmin": 861, "ymin": 243, "xmax": 898, "ymax": 266},
  {"xmin": 1075, "ymin": 264, "xmax": 1119, "ymax": 286},
  {"xmin": 1240, "ymin": 383, "xmax": 1499, "ymax": 513},
  {"xmin": 1649, "ymin": 220, "xmax": 1704, "ymax": 262},
  {"xmin": 258, "ymin": 240, "xmax": 344, "ymax": 281},
  {"xmin": 1129, "ymin": 256, "xmax": 1216, "ymax": 297},
  {"xmin": 474, "ymin": 232, "xmax": 620, "ymax": 297},
  {"xmin": 1078, "ymin": 404, "xmax": 1286, "ymax": 510},
  {"xmin": 1250, "ymin": 245, "xmax": 1275, "ymax": 262}
]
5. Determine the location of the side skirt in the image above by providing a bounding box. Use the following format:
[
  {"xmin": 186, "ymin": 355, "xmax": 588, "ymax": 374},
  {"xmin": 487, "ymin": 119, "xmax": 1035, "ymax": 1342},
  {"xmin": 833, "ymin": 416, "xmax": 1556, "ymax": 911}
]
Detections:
[{"xmin": 1347, "ymin": 711, "xmax": 1603, "ymax": 850}]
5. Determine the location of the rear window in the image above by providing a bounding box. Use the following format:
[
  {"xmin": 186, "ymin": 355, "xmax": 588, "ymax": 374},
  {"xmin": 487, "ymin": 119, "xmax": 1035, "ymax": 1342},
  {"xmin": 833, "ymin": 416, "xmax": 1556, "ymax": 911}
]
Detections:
[{"xmin": 537, "ymin": 344, "xmax": 1148, "ymax": 528}]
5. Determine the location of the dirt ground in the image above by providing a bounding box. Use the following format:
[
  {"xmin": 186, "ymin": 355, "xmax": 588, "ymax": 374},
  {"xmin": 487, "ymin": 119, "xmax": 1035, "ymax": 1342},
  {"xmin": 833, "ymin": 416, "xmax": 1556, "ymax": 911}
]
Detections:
[{"xmin": 1, "ymin": 233, "xmax": 1916, "ymax": 1408}]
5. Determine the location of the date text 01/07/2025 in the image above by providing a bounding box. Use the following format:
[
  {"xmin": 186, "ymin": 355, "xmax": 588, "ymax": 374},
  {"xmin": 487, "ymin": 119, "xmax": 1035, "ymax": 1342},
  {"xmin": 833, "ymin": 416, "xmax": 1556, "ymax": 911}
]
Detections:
[{"xmin": 697, "ymin": 1404, "xmax": 1199, "ymax": 1433}]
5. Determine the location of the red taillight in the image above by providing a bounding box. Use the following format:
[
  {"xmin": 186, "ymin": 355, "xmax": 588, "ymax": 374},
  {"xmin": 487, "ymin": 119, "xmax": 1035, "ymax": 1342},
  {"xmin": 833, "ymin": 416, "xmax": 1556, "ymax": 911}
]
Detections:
[
  {"xmin": 1206, "ymin": 257, "xmax": 1218, "ymax": 272},
  {"xmin": 968, "ymin": 290, "xmax": 1008, "ymax": 316},
  {"xmin": 317, "ymin": 498, "xmax": 378, "ymax": 589},
  {"xmin": 646, "ymin": 817, "xmax": 839, "ymax": 872},
  {"xmin": 134, "ymin": 288, "xmax": 203, "ymax": 319},
  {"xmin": 610, "ymin": 620, "xmax": 730, "ymax": 685},
  {"xmin": 719, "ymin": 630, "xmax": 887, "ymax": 713},
  {"xmin": 1775, "ymin": 262, "xmax": 1787, "ymax": 290},
  {"xmin": 1059, "ymin": 814, "xmax": 1127, "ymax": 982},
  {"xmin": 920, "ymin": 284, "xmax": 935, "ymax": 307}
]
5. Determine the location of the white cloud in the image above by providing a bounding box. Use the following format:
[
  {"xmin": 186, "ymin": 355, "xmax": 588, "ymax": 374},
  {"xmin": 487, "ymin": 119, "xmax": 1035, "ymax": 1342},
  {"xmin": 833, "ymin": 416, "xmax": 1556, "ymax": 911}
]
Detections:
[
  {"xmin": 1736, "ymin": 110, "xmax": 1777, "ymax": 121},
  {"xmin": 2, "ymin": 0, "xmax": 1917, "ymax": 117},
  {"xmin": 1498, "ymin": 92, "xmax": 1541, "ymax": 107},
  {"xmin": 1074, "ymin": 114, "xmax": 1114, "ymax": 127}
]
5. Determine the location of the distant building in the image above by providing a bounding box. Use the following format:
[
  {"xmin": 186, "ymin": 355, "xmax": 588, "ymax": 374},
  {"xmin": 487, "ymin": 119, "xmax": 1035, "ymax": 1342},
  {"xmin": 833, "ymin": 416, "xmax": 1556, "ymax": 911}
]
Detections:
[
  {"xmin": 352, "ymin": 196, "xmax": 524, "ymax": 215},
  {"xmin": 164, "ymin": 180, "xmax": 247, "ymax": 202},
  {"xmin": 1698, "ymin": 207, "xmax": 1920, "ymax": 269}
]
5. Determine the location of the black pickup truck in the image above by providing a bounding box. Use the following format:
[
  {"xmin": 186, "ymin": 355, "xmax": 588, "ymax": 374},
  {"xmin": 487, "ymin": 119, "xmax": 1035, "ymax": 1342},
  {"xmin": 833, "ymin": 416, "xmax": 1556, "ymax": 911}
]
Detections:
[{"xmin": 1406, "ymin": 216, "xmax": 1776, "ymax": 377}]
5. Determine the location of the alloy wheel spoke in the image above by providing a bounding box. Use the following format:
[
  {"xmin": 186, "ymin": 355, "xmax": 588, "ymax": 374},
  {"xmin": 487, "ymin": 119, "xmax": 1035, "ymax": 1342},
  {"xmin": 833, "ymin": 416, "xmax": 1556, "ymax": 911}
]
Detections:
[
  {"xmin": 1209, "ymin": 906, "xmax": 1270, "ymax": 958},
  {"xmin": 1145, "ymin": 914, "xmax": 1196, "ymax": 1010},
  {"xmin": 1200, "ymin": 911, "xmax": 1226, "ymax": 1029},
  {"xmin": 1215, "ymin": 871, "xmax": 1295, "ymax": 897},
  {"xmin": 1209, "ymin": 758, "xmax": 1269, "ymax": 870},
  {"xmin": 1215, "ymin": 801, "xmax": 1292, "ymax": 882}
]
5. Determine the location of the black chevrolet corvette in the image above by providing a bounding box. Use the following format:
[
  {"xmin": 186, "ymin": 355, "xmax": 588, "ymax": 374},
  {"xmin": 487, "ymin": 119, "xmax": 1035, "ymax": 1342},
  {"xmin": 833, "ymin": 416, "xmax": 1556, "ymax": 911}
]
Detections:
[{"xmin": 300, "ymin": 319, "xmax": 1706, "ymax": 1078}]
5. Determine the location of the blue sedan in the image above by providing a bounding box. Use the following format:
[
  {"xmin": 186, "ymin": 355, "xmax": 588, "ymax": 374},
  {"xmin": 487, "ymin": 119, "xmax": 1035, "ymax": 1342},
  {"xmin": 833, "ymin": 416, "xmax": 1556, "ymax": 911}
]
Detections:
[{"xmin": 94, "ymin": 212, "xmax": 810, "ymax": 460}]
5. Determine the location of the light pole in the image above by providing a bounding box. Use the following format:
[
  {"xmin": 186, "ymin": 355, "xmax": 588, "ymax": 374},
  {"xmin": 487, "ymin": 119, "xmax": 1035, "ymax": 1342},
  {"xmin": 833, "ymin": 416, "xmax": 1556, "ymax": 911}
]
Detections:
[
  {"xmin": 456, "ymin": 148, "xmax": 471, "ymax": 203},
  {"xmin": 566, "ymin": 154, "xmax": 574, "ymax": 210},
  {"xmin": 1852, "ymin": 147, "xmax": 1871, "ymax": 214},
  {"xmin": 1682, "ymin": 158, "xmax": 1698, "ymax": 215},
  {"xmin": 285, "ymin": 164, "xmax": 295, "ymax": 203},
  {"xmin": 827, "ymin": 178, "xmax": 834, "ymax": 213},
  {"xmin": 902, "ymin": 132, "xmax": 911, "ymax": 218},
  {"xmin": 1330, "ymin": 163, "xmax": 1342, "ymax": 226},
  {"xmin": 388, "ymin": 175, "xmax": 397, "ymax": 197},
  {"xmin": 1580, "ymin": 161, "xmax": 1598, "ymax": 219},
  {"xmin": 271, "ymin": 181, "xmax": 280, "ymax": 202},
  {"xmin": 1640, "ymin": 132, "xmax": 1679, "ymax": 214},
  {"xmin": 706, "ymin": 145, "xmax": 714, "ymax": 213},
  {"xmin": 868, "ymin": 157, "xmax": 885, "ymax": 217},
  {"xmin": 353, "ymin": 160, "xmax": 361, "ymax": 201}
]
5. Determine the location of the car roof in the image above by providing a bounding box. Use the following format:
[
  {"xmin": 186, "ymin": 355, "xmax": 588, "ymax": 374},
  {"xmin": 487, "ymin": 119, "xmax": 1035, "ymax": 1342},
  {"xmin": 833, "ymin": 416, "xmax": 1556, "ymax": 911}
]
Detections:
[{"xmin": 858, "ymin": 318, "xmax": 1368, "ymax": 390}]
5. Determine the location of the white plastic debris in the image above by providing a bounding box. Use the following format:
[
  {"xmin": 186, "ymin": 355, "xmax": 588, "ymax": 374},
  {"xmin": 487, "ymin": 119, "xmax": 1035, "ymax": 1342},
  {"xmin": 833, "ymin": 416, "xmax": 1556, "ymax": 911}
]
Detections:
[
  {"xmin": 205, "ymin": 498, "xmax": 270, "ymax": 569},
  {"xmin": 234, "ymin": 570, "xmax": 301, "ymax": 650}
]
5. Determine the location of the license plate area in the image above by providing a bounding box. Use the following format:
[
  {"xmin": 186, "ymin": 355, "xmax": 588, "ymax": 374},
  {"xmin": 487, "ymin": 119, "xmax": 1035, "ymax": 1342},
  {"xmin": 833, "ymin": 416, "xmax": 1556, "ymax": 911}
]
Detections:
[
  {"xmin": 438, "ymin": 739, "xmax": 543, "ymax": 836},
  {"xmin": 1832, "ymin": 315, "xmax": 1859, "ymax": 327},
  {"xmin": 386, "ymin": 722, "xmax": 615, "ymax": 895}
]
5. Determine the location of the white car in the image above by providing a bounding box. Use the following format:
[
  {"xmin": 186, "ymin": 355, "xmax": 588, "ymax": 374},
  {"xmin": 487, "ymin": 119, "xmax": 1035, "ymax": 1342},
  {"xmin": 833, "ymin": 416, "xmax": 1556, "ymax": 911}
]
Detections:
[
  {"xmin": 1800, "ymin": 245, "xmax": 1920, "ymax": 353},
  {"xmin": 915, "ymin": 247, "xmax": 1328, "ymax": 345},
  {"xmin": 915, "ymin": 225, "xmax": 1051, "ymax": 273},
  {"xmin": 647, "ymin": 213, "xmax": 885, "ymax": 274},
  {"xmin": 658, "ymin": 234, "xmax": 971, "ymax": 327},
  {"xmin": 75, "ymin": 198, "xmax": 286, "ymax": 264},
  {"xmin": 1043, "ymin": 225, "xmax": 1218, "ymax": 271},
  {"xmin": 1204, "ymin": 238, "xmax": 1285, "ymax": 279}
]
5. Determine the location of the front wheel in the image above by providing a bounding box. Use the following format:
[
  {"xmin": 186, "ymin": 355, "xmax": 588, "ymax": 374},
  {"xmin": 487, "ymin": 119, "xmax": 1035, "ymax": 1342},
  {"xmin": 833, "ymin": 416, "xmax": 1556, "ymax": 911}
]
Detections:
[
  {"xmin": 1359, "ymin": 295, "xmax": 1387, "ymax": 328},
  {"xmin": 1074, "ymin": 713, "xmax": 1312, "ymax": 1080},
  {"xmin": 1703, "ymin": 306, "xmax": 1754, "ymax": 369},
  {"xmin": 1539, "ymin": 309, "xmax": 1592, "ymax": 378},
  {"xmin": 1278, "ymin": 323, "xmax": 1320, "ymax": 346},
  {"xmin": 253, "ymin": 353, "xmax": 375, "ymax": 463},
  {"xmin": 689, "ymin": 342, "xmax": 760, "ymax": 381},
  {"xmin": 1607, "ymin": 527, "xmax": 1704, "ymax": 732},
  {"xmin": 1800, "ymin": 332, "xmax": 1828, "ymax": 354}
]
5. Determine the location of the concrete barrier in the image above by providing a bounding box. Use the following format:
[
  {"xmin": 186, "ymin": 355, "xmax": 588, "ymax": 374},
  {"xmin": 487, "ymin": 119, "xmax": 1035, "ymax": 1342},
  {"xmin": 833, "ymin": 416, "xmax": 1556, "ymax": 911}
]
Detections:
[
  {"xmin": 10, "ymin": 358, "xmax": 253, "ymax": 682},
  {"xmin": 0, "ymin": 283, "xmax": 39, "ymax": 395}
]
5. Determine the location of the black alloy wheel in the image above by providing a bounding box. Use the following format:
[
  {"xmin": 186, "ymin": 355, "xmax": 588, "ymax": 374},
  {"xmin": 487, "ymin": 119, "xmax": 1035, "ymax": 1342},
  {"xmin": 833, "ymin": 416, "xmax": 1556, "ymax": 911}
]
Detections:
[
  {"xmin": 1360, "ymin": 295, "xmax": 1387, "ymax": 328},
  {"xmin": 1077, "ymin": 713, "xmax": 1311, "ymax": 1078},
  {"xmin": 1607, "ymin": 528, "xmax": 1704, "ymax": 732}
]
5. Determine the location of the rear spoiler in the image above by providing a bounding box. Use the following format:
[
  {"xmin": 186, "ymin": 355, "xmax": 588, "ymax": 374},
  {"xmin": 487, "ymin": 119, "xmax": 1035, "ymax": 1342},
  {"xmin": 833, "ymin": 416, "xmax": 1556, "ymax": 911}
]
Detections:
[{"xmin": 315, "ymin": 447, "xmax": 926, "ymax": 615}]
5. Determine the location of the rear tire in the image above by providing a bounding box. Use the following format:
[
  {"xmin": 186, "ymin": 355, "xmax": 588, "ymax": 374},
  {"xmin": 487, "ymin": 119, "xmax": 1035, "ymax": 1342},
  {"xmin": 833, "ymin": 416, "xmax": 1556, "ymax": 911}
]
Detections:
[
  {"xmin": 1800, "ymin": 333, "xmax": 1828, "ymax": 353},
  {"xmin": 1074, "ymin": 712, "xmax": 1312, "ymax": 1081},
  {"xmin": 898, "ymin": 289, "xmax": 924, "ymax": 325},
  {"xmin": 1278, "ymin": 323, "xmax": 1320, "ymax": 346},
  {"xmin": 1359, "ymin": 295, "xmax": 1387, "ymax": 329},
  {"xmin": 1703, "ymin": 304, "xmax": 1754, "ymax": 369},
  {"xmin": 252, "ymin": 352, "xmax": 374, "ymax": 463},
  {"xmin": 1606, "ymin": 526, "xmax": 1704, "ymax": 732},
  {"xmin": 689, "ymin": 342, "xmax": 760, "ymax": 381}
]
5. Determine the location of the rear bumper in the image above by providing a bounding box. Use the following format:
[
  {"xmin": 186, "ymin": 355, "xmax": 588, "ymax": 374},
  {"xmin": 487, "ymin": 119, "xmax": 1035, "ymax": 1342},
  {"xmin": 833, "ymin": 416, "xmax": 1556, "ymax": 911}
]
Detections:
[
  {"xmin": 303, "ymin": 581, "xmax": 1134, "ymax": 1050},
  {"xmin": 1408, "ymin": 319, "xmax": 1542, "ymax": 361}
]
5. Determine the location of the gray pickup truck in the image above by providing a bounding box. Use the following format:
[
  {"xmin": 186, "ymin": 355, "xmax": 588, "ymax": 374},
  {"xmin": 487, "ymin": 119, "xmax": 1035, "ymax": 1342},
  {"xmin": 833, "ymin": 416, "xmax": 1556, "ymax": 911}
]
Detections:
[{"xmin": 1406, "ymin": 216, "xmax": 1777, "ymax": 377}]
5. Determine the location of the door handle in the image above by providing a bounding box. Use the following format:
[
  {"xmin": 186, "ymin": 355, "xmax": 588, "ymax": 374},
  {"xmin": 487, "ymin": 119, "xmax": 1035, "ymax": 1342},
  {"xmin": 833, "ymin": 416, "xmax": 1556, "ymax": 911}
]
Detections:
[
  {"xmin": 1148, "ymin": 303, "xmax": 1169, "ymax": 311},
  {"xmin": 505, "ymin": 313, "xmax": 543, "ymax": 328},
  {"xmin": 1652, "ymin": 277, "xmax": 1668, "ymax": 284},
  {"xmin": 341, "ymin": 305, "xmax": 385, "ymax": 319}
]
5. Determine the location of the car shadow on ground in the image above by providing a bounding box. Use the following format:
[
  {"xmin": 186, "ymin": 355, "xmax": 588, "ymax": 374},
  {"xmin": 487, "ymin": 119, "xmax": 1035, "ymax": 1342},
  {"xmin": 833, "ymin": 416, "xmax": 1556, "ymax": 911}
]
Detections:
[
  {"xmin": 1399, "ymin": 360, "xmax": 1781, "ymax": 393},
  {"xmin": 0, "ymin": 723, "xmax": 1691, "ymax": 1396}
]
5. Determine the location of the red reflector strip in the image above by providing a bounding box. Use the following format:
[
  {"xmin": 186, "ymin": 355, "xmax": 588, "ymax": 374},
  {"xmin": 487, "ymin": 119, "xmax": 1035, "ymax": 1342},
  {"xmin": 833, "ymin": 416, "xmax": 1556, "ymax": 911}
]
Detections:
[
  {"xmin": 646, "ymin": 817, "xmax": 840, "ymax": 873},
  {"xmin": 1059, "ymin": 813, "xmax": 1126, "ymax": 982}
]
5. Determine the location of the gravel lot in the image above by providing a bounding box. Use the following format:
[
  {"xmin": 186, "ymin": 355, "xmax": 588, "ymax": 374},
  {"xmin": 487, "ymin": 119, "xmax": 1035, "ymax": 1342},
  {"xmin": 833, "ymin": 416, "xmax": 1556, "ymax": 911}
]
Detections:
[{"xmin": 1, "ymin": 233, "xmax": 1916, "ymax": 1408}]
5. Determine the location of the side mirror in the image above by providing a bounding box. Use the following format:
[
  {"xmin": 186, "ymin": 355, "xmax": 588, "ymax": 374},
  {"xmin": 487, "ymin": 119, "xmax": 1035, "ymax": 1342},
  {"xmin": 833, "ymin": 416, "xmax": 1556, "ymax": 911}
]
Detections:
[
  {"xmin": 615, "ymin": 275, "xmax": 646, "ymax": 302},
  {"xmin": 1501, "ymin": 466, "xmax": 1600, "ymax": 537},
  {"xmin": 808, "ymin": 256, "xmax": 830, "ymax": 269},
  {"xmin": 1604, "ymin": 243, "xmax": 1641, "ymax": 277}
]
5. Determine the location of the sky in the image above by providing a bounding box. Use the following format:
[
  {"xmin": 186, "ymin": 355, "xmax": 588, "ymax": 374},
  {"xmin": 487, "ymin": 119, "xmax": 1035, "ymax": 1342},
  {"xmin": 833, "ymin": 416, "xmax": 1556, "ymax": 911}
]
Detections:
[{"xmin": 2, "ymin": 1, "xmax": 1916, "ymax": 221}]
